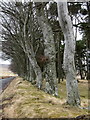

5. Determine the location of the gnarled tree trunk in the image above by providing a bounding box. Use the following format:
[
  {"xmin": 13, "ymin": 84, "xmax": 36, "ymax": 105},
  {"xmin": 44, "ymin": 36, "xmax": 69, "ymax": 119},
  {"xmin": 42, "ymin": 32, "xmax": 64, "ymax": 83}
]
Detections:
[
  {"xmin": 57, "ymin": 2, "xmax": 81, "ymax": 106},
  {"xmin": 36, "ymin": 3, "xmax": 58, "ymax": 96}
]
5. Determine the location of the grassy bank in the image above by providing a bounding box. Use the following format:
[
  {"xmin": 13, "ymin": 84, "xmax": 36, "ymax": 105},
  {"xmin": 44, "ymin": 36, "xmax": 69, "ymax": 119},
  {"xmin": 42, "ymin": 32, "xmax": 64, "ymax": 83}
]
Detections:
[{"xmin": 0, "ymin": 77, "xmax": 89, "ymax": 118}]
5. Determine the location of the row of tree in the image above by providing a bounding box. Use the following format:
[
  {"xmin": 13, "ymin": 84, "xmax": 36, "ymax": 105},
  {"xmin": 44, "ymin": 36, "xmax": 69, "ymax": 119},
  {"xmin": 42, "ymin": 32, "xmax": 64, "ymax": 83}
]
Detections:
[{"xmin": 0, "ymin": 1, "xmax": 90, "ymax": 106}]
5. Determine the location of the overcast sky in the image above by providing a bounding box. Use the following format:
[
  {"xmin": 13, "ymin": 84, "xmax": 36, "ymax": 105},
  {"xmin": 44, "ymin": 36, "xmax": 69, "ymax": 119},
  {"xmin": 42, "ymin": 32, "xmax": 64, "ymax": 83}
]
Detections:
[
  {"xmin": 0, "ymin": 52, "xmax": 11, "ymax": 64},
  {"xmin": 0, "ymin": 58, "xmax": 11, "ymax": 64}
]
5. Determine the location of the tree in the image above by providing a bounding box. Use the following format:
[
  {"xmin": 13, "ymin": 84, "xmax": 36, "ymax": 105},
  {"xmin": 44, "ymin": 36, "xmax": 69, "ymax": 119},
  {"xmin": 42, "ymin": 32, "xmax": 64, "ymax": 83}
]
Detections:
[
  {"xmin": 36, "ymin": 3, "xmax": 58, "ymax": 96},
  {"xmin": 76, "ymin": 39, "xmax": 87, "ymax": 79},
  {"xmin": 68, "ymin": 2, "xmax": 90, "ymax": 80},
  {"xmin": 57, "ymin": 1, "xmax": 81, "ymax": 106},
  {"xmin": 80, "ymin": 2, "xmax": 90, "ymax": 80},
  {"xmin": 48, "ymin": 2, "xmax": 64, "ymax": 82},
  {"xmin": 0, "ymin": 2, "xmax": 42, "ymax": 88}
]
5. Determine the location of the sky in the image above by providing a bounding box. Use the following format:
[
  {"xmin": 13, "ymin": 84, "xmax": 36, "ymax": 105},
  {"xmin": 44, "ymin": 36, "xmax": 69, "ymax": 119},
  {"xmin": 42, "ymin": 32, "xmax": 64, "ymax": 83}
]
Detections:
[
  {"xmin": 0, "ymin": 58, "xmax": 11, "ymax": 64},
  {"xmin": 0, "ymin": 52, "xmax": 11, "ymax": 64}
]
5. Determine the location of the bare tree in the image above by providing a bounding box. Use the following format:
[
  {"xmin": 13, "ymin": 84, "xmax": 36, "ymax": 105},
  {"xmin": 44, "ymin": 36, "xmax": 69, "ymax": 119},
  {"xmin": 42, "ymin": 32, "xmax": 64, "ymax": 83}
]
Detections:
[
  {"xmin": 57, "ymin": 1, "xmax": 81, "ymax": 106},
  {"xmin": 36, "ymin": 3, "xmax": 58, "ymax": 96},
  {"xmin": 0, "ymin": 1, "xmax": 42, "ymax": 89}
]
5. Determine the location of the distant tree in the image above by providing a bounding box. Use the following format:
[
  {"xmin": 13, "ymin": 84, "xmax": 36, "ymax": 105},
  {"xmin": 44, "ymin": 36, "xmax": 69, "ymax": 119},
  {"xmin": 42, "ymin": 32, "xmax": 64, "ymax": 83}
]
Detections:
[
  {"xmin": 79, "ymin": 2, "xmax": 90, "ymax": 80},
  {"xmin": 76, "ymin": 39, "xmax": 87, "ymax": 79}
]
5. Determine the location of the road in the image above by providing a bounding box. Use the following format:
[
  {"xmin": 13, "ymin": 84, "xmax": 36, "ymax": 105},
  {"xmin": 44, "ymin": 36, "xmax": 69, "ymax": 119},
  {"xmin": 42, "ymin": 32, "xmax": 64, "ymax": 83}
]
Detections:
[{"xmin": 0, "ymin": 77, "xmax": 15, "ymax": 93}]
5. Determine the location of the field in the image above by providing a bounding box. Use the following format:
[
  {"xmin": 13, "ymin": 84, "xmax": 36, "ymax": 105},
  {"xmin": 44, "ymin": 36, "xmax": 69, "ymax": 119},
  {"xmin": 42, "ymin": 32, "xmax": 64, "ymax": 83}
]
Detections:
[
  {"xmin": 0, "ymin": 77, "xmax": 89, "ymax": 119},
  {"xmin": 0, "ymin": 64, "xmax": 17, "ymax": 79}
]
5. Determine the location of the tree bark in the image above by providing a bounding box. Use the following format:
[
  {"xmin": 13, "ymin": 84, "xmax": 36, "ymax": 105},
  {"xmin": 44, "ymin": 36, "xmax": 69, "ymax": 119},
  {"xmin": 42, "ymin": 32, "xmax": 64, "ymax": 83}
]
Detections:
[
  {"xmin": 23, "ymin": 12, "xmax": 42, "ymax": 89},
  {"xmin": 57, "ymin": 32, "xmax": 63, "ymax": 83},
  {"xmin": 78, "ymin": 57, "xmax": 84, "ymax": 80},
  {"xmin": 26, "ymin": 58, "xmax": 35, "ymax": 83},
  {"xmin": 86, "ymin": 2, "xmax": 90, "ymax": 80},
  {"xmin": 57, "ymin": 2, "xmax": 81, "ymax": 106},
  {"xmin": 27, "ymin": 48, "xmax": 42, "ymax": 89},
  {"xmin": 36, "ymin": 4, "xmax": 58, "ymax": 96}
]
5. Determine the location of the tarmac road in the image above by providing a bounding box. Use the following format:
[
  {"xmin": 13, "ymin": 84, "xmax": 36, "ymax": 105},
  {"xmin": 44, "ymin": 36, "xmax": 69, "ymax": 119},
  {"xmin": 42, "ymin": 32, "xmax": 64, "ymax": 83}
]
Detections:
[{"xmin": 0, "ymin": 77, "xmax": 15, "ymax": 93}]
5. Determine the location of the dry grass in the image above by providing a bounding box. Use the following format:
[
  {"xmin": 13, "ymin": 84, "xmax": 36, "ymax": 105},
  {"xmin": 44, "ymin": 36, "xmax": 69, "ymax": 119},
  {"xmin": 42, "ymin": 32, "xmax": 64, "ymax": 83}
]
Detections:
[{"xmin": 0, "ymin": 77, "xmax": 89, "ymax": 118}]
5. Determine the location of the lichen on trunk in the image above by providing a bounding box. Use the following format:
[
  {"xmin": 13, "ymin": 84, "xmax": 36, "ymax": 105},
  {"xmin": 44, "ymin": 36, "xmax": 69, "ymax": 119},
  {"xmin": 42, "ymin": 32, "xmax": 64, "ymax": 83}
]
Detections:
[
  {"xmin": 57, "ymin": 2, "xmax": 81, "ymax": 106},
  {"xmin": 36, "ymin": 3, "xmax": 58, "ymax": 96}
]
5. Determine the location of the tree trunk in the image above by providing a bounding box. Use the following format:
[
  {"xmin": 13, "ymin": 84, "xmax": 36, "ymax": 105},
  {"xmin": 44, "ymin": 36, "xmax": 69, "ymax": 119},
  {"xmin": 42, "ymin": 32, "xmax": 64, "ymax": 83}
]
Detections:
[
  {"xmin": 78, "ymin": 58, "xmax": 83, "ymax": 80},
  {"xmin": 57, "ymin": 32, "xmax": 63, "ymax": 83},
  {"xmin": 23, "ymin": 12, "xmax": 42, "ymax": 89},
  {"xmin": 36, "ymin": 4, "xmax": 58, "ymax": 96},
  {"xmin": 24, "ymin": 43, "xmax": 42, "ymax": 89},
  {"xmin": 27, "ymin": 59, "xmax": 35, "ymax": 84},
  {"xmin": 57, "ymin": 2, "xmax": 81, "ymax": 106},
  {"xmin": 86, "ymin": 2, "xmax": 90, "ymax": 80}
]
